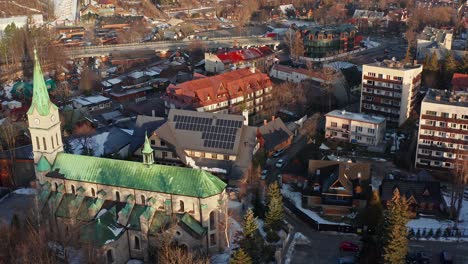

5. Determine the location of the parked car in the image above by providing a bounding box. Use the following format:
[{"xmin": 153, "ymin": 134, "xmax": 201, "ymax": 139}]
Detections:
[
  {"xmin": 261, "ymin": 170, "xmax": 268, "ymax": 180},
  {"xmin": 275, "ymin": 159, "xmax": 284, "ymax": 168},
  {"xmin": 339, "ymin": 241, "xmax": 359, "ymax": 252},
  {"xmin": 337, "ymin": 256, "xmax": 356, "ymax": 264},
  {"xmin": 440, "ymin": 251, "xmax": 453, "ymax": 264},
  {"xmin": 416, "ymin": 251, "xmax": 430, "ymax": 264},
  {"xmin": 273, "ymin": 148, "xmax": 285, "ymax": 157}
]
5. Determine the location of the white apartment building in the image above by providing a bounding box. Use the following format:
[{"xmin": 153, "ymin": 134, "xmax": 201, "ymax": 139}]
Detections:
[
  {"xmin": 325, "ymin": 110, "xmax": 386, "ymax": 147},
  {"xmin": 415, "ymin": 89, "xmax": 468, "ymax": 173},
  {"xmin": 360, "ymin": 59, "xmax": 423, "ymax": 127}
]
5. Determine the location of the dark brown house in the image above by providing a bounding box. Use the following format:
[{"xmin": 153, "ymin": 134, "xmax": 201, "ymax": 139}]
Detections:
[
  {"xmin": 257, "ymin": 117, "xmax": 293, "ymax": 156},
  {"xmin": 303, "ymin": 160, "xmax": 371, "ymax": 216},
  {"xmin": 380, "ymin": 179, "xmax": 444, "ymax": 217}
]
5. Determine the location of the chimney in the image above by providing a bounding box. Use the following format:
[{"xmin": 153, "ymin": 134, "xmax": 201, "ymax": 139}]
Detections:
[
  {"xmin": 264, "ymin": 119, "xmax": 268, "ymax": 126},
  {"xmin": 271, "ymin": 115, "xmax": 275, "ymax": 121},
  {"xmin": 250, "ymin": 62, "xmax": 256, "ymax": 73}
]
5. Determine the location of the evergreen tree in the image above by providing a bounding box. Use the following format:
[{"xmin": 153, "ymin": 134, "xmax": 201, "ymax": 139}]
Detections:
[
  {"xmin": 363, "ymin": 190, "xmax": 384, "ymax": 232},
  {"xmin": 265, "ymin": 182, "xmax": 284, "ymax": 231},
  {"xmin": 403, "ymin": 46, "xmax": 413, "ymax": 64},
  {"xmin": 382, "ymin": 189, "xmax": 410, "ymax": 264},
  {"xmin": 230, "ymin": 249, "xmax": 252, "ymax": 264},
  {"xmin": 243, "ymin": 208, "xmax": 258, "ymax": 239},
  {"xmin": 444, "ymin": 52, "xmax": 458, "ymax": 83},
  {"xmin": 428, "ymin": 51, "xmax": 439, "ymax": 72},
  {"xmin": 461, "ymin": 53, "xmax": 468, "ymax": 74},
  {"xmin": 423, "ymin": 54, "xmax": 431, "ymax": 69},
  {"xmin": 63, "ymin": 139, "xmax": 73, "ymax": 153}
]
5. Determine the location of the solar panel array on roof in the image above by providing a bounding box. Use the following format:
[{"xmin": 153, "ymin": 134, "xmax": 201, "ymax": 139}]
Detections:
[{"xmin": 173, "ymin": 114, "xmax": 242, "ymax": 150}]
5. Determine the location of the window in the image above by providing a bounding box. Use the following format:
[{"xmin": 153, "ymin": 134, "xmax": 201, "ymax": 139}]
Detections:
[
  {"xmin": 439, "ymin": 122, "xmax": 446, "ymax": 128},
  {"xmin": 210, "ymin": 234, "xmax": 216, "ymax": 246},
  {"xmin": 441, "ymin": 112, "xmax": 449, "ymax": 118},
  {"xmin": 451, "ymin": 123, "xmax": 457, "ymax": 128},
  {"xmin": 179, "ymin": 200, "xmax": 184, "ymax": 212},
  {"xmin": 43, "ymin": 137, "xmax": 47, "ymax": 151},
  {"xmin": 426, "ymin": 111, "xmax": 437, "ymax": 116},
  {"xmin": 331, "ymin": 132, "xmax": 338, "ymax": 136},
  {"xmin": 91, "ymin": 188, "xmax": 96, "ymax": 197},
  {"xmin": 331, "ymin": 122, "xmax": 337, "ymax": 127},
  {"xmin": 151, "ymin": 140, "xmax": 155, "ymax": 145},
  {"xmin": 51, "ymin": 136, "xmax": 54, "ymax": 149},
  {"xmin": 461, "ymin": 115, "xmax": 468, "ymax": 120},
  {"xmin": 115, "ymin": 191, "xmax": 120, "ymax": 202},
  {"xmin": 71, "ymin": 185, "xmax": 75, "ymax": 195},
  {"xmin": 378, "ymin": 74, "xmax": 383, "ymax": 78},
  {"xmin": 434, "ymin": 151, "xmax": 442, "ymax": 157},
  {"xmin": 212, "ymin": 153, "xmax": 218, "ymax": 159},
  {"xmin": 106, "ymin": 250, "xmax": 114, "ymax": 264},
  {"xmin": 161, "ymin": 141, "xmax": 166, "ymax": 146},
  {"xmin": 342, "ymin": 124, "xmax": 349, "ymax": 130},
  {"xmin": 420, "ymin": 149, "xmax": 431, "ymax": 155},
  {"xmin": 55, "ymin": 182, "xmax": 59, "ymax": 191},
  {"xmin": 141, "ymin": 195, "xmax": 146, "ymax": 205},
  {"xmin": 368, "ymin": 72, "xmax": 376, "ymax": 77},
  {"xmin": 36, "ymin": 137, "xmax": 40, "ymax": 150},
  {"xmin": 56, "ymin": 134, "xmax": 59, "ymax": 146},
  {"xmin": 224, "ymin": 155, "xmax": 229, "ymax": 160},
  {"xmin": 162, "ymin": 151, "xmax": 167, "ymax": 159},
  {"xmin": 356, "ymin": 126, "xmax": 363, "ymax": 132},
  {"xmin": 134, "ymin": 236, "xmax": 140, "ymax": 250},
  {"xmin": 368, "ymin": 128, "xmax": 375, "ymax": 134},
  {"xmin": 342, "ymin": 133, "xmax": 349, "ymax": 138},
  {"xmin": 209, "ymin": 211, "xmax": 216, "ymax": 230},
  {"xmin": 355, "ymin": 136, "xmax": 362, "ymax": 140}
]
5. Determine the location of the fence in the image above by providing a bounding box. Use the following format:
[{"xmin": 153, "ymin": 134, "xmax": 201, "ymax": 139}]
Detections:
[{"xmin": 408, "ymin": 227, "xmax": 468, "ymax": 239}]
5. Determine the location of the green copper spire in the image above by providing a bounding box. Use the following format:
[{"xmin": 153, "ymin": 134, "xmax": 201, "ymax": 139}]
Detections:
[
  {"xmin": 142, "ymin": 132, "xmax": 153, "ymax": 154},
  {"xmin": 27, "ymin": 49, "xmax": 57, "ymax": 116}
]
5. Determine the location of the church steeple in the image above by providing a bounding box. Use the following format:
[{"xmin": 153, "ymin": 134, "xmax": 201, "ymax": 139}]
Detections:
[
  {"xmin": 27, "ymin": 49, "xmax": 63, "ymax": 165},
  {"xmin": 27, "ymin": 49, "xmax": 57, "ymax": 116},
  {"xmin": 142, "ymin": 132, "xmax": 154, "ymax": 166}
]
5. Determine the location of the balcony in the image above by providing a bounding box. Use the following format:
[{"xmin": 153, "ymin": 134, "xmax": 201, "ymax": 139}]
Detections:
[
  {"xmin": 362, "ymin": 91, "xmax": 401, "ymax": 101},
  {"xmin": 363, "ymin": 84, "xmax": 400, "ymax": 93},
  {"xmin": 361, "ymin": 99, "xmax": 401, "ymax": 110},
  {"xmin": 363, "ymin": 75, "xmax": 402, "ymax": 84},
  {"xmin": 421, "ymin": 115, "xmax": 468, "ymax": 125},
  {"xmin": 420, "ymin": 125, "xmax": 468, "ymax": 135},
  {"xmin": 419, "ymin": 134, "xmax": 468, "ymax": 145}
]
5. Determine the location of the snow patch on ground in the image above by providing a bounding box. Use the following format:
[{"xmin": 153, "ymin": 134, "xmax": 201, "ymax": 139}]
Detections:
[
  {"xmin": 210, "ymin": 217, "xmax": 242, "ymax": 264},
  {"xmin": 120, "ymin": 129, "xmax": 134, "ymax": 136},
  {"xmin": 228, "ymin": 200, "xmax": 242, "ymax": 209},
  {"xmin": 284, "ymin": 232, "xmax": 310, "ymax": 264},
  {"xmin": 13, "ymin": 188, "xmax": 37, "ymax": 195},
  {"xmin": 2, "ymin": 82, "xmax": 13, "ymax": 99},
  {"xmin": 281, "ymin": 184, "xmax": 348, "ymax": 226},
  {"xmin": 70, "ymin": 132, "xmax": 109, "ymax": 156},
  {"xmin": 256, "ymin": 218, "xmax": 267, "ymax": 239}
]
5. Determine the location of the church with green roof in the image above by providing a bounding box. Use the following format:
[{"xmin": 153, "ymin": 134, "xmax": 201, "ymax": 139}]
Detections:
[{"xmin": 29, "ymin": 50, "xmax": 229, "ymax": 264}]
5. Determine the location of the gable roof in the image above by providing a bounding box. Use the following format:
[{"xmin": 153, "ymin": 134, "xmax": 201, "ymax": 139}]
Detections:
[
  {"xmin": 49, "ymin": 153, "xmax": 226, "ymax": 198},
  {"xmin": 79, "ymin": 209, "xmax": 125, "ymax": 247},
  {"xmin": 129, "ymin": 115, "xmax": 166, "ymax": 154},
  {"xmin": 258, "ymin": 118, "xmax": 293, "ymax": 152},
  {"xmin": 380, "ymin": 179, "xmax": 442, "ymax": 204},
  {"xmin": 214, "ymin": 46, "xmax": 273, "ymax": 64}
]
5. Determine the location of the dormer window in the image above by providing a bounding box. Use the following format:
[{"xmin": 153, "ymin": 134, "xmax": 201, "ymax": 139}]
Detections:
[
  {"xmin": 207, "ymin": 95, "xmax": 211, "ymax": 100},
  {"xmin": 422, "ymin": 189, "xmax": 430, "ymax": 196}
]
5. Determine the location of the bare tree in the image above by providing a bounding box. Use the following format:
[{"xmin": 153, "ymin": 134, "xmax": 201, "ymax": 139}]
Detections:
[
  {"xmin": 72, "ymin": 120, "xmax": 96, "ymax": 155},
  {"xmin": 299, "ymin": 113, "xmax": 322, "ymax": 142},
  {"xmin": 0, "ymin": 118, "xmax": 23, "ymax": 186},
  {"xmin": 450, "ymin": 153, "xmax": 468, "ymax": 227},
  {"xmin": 284, "ymin": 29, "xmax": 304, "ymax": 62}
]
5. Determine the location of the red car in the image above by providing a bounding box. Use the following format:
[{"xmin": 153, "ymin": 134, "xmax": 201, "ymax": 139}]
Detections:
[{"xmin": 339, "ymin": 241, "xmax": 359, "ymax": 252}]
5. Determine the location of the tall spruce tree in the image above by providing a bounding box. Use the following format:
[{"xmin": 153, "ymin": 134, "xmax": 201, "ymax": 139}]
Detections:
[
  {"xmin": 444, "ymin": 52, "xmax": 458, "ymax": 83},
  {"xmin": 403, "ymin": 46, "xmax": 413, "ymax": 64},
  {"xmin": 382, "ymin": 188, "xmax": 410, "ymax": 264},
  {"xmin": 265, "ymin": 182, "xmax": 284, "ymax": 231},
  {"xmin": 461, "ymin": 53, "xmax": 468, "ymax": 74},
  {"xmin": 243, "ymin": 208, "xmax": 258, "ymax": 238},
  {"xmin": 230, "ymin": 249, "xmax": 252, "ymax": 264},
  {"xmin": 428, "ymin": 51, "xmax": 439, "ymax": 72}
]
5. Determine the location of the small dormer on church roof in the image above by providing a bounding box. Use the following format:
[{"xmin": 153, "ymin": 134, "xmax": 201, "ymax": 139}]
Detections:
[
  {"xmin": 37, "ymin": 155, "xmax": 52, "ymax": 172},
  {"xmin": 27, "ymin": 49, "xmax": 58, "ymax": 116},
  {"xmin": 142, "ymin": 132, "xmax": 154, "ymax": 166}
]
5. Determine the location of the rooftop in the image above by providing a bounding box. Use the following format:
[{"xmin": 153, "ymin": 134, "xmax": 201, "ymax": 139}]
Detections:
[
  {"xmin": 423, "ymin": 89, "xmax": 468, "ymax": 107},
  {"xmin": 365, "ymin": 59, "xmax": 422, "ymax": 70},
  {"xmin": 325, "ymin": 110, "xmax": 386, "ymax": 124},
  {"xmin": 72, "ymin": 95, "xmax": 110, "ymax": 106},
  {"xmin": 210, "ymin": 46, "xmax": 274, "ymax": 64}
]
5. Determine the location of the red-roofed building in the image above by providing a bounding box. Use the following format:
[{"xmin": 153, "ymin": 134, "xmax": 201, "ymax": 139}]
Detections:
[
  {"xmin": 204, "ymin": 46, "xmax": 275, "ymax": 74},
  {"xmin": 163, "ymin": 67, "xmax": 273, "ymax": 119},
  {"xmin": 452, "ymin": 73, "xmax": 468, "ymax": 94}
]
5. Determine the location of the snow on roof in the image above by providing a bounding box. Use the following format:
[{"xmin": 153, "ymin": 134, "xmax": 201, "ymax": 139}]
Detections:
[
  {"xmin": 129, "ymin": 71, "xmax": 144, "ymax": 79},
  {"xmin": 144, "ymin": 70, "xmax": 159, "ymax": 77},
  {"xmin": 101, "ymin": 81, "xmax": 112, "ymax": 87},
  {"xmin": 73, "ymin": 95, "xmax": 110, "ymax": 106},
  {"xmin": 279, "ymin": 4, "xmax": 295, "ymax": 14},
  {"xmin": 107, "ymin": 78, "xmax": 122, "ymax": 85},
  {"xmin": 325, "ymin": 61, "xmax": 357, "ymax": 70},
  {"xmin": 326, "ymin": 110, "xmax": 386, "ymax": 124}
]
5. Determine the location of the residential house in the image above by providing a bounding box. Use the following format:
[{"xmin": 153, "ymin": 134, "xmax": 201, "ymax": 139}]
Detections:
[
  {"xmin": 325, "ymin": 110, "xmax": 386, "ymax": 147},
  {"xmin": 72, "ymin": 95, "xmax": 112, "ymax": 112},
  {"xmin": 257, "ymin": 117, "xmax": 293, "ymax": 156},
  {"xmin": 303, "ymin": 160, "xmax": 371, "ymax": 216},
  {"xmin": 28, "ymin": 50, "xmax": 228, "ymax": 263},
  {"xmin": 163, "ymin": 67, "xmax": 273, "ymax": 122},
  {"xmin": 204, "ymin": 47, "xmax": 275, "ymax": 74},
  {"xmin": 133, "ymin": 109, "xmax": 258, "ymax": 185},
  {"xmin": 380, "ymin": 179, "xmax": 444, "ymax": 217},
  {"xmin": 0, "ymin": 145, "xmax": 34, "ymax": 187}
]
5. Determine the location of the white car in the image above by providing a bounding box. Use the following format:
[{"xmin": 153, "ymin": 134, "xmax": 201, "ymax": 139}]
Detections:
[
  {"xmin": 275, "ymin": 159, "xmax": 284, "ymax": 168},
  {"xmin": 261, "ymin": 170, "xmax": 268, "ymax": 180}
]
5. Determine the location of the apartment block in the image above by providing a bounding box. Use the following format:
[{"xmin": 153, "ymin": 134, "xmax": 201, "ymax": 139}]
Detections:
[
  {"xmin": 360, "ymin": 59, "xmax": 423, "ymax": 127},
  {"xmin": 415, "ymin": 90, "xmax": 468, "ymax": 172},
  {"xmin": 325, "ymin": 110, "xmax": 386, "ymax": 147}
]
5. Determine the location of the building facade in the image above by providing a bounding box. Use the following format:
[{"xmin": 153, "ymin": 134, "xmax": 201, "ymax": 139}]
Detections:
[
  {"xmin": 415, "ymin": 89, "xmax": 468, "ymax": 173},
  {"xmin": 163, "ymin": 67, "xmax": 273, "ymax": 120},
  {"xmin": 28, "ymin": 51, "xmax": 228, "ymax": 263},
  {"xmin": 360, "ymin": 60, "xmax": 423, "ymax": 127},
  {"xmin": 325, "ymin": 110, "xmax": 386, "ymax": 147},
  {"xmin": 204, "ymin": 47, "xmax": 275, "ymax": 74}
]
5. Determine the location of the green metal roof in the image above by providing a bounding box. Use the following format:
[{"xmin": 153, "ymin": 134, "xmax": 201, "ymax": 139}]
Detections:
[
  {"xmin": 37, "ymin": 155, "xmax": 51, "ymax": 172},
  {"xmin": 80, "ymin": 210, "xmax": 125, "ymax": 247},
  {"xmin": 149, "ymin": 211, "xmax": 172, "ymax": 235},
  {"xmin": 38, "ymin": 189, "xmax": 51, "ymax": 210},
  {"xmin": 51, "ymin": 153, "xmax": 226, "ymax": 198},
  {"xmin": 56, "ymin": 194, "xmax": 81, "ymax": 218},
  {"xmin": 27, "ymin": 49, "xmax": 58, "ymax": 116},
  {"xmin": 76, "ymin": 197, "xmax": 104, "ymax": 222},
  {"xmin": 128, "ymin": 204, "xmax": 153, "ymax": 230},
  {"xmin": 142, "ymin": 132, "xmax": 153, "ymax": 154},
  {"xmin": 179, "ymin": 213, "xmax": 206, "ymax": 237}
]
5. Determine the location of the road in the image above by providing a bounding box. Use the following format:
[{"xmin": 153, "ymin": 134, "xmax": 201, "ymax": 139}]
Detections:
[
  {"xmin": 63, "ymin": 36, "xmax": 280, "ymax": 58},
  {"xmin": 349, "ymin": 36, "xmax": 407, "ymax": 65}
]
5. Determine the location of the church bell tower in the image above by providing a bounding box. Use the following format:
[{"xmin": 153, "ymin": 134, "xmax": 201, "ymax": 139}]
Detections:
[{"xmin": 27, "ymin": 49, "xmax": 64, "ymax": 164}]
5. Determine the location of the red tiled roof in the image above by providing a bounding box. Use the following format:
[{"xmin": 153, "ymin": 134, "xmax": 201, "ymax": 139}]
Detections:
[
  {"xmin": 215, "ymin": 47, "xmax": 273, "ymax": 64},
  {"xmin": 165, "ymin": 68, "xmax": 271, "ymax": 107},
  {"xmin": 452, "ymin": 73, "xmax": 468, "ymax": 87},
  {"xmin": 98, "ymin": 0, "xmax": 115, "ymax": 5}
]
